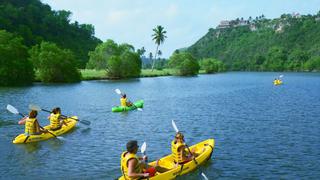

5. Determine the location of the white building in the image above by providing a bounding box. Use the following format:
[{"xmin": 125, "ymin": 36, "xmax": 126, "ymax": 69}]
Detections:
[{"xmin": 217, "ymin": 20, "xmax": 231, "ymax": 29}]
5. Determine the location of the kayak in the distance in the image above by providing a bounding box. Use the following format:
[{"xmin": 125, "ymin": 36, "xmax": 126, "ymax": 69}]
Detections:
[
  {"xmin": 274, "ymin": 80, "xmax": 283, "ymax": 85},
  {"xmin": 112, "ymin": 100, "xmax": 144, "ymax": 112},
  {"xmin": 117, "ymin": 138, "xmax": 214, "ymax": 180},
  {"xmin": 12, "ymin": 116, "xmax": 78, "ymax": 144}
]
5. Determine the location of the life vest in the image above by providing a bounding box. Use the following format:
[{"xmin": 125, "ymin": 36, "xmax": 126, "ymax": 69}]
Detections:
[
  {"xmin": 120, "ymin": 152, "xmax": 142, "ymax": 180},
  {"xmin": 25, "ymin": 118, "xmax": 36, "ymax": 135},
  {"xmin": 171, "ymin": 140, "xmax": 186, "ymax": 164},
  {"xmin": 120, "ymin": 98, "xmax": 127, "ymax": 107},
  {"xmin": 49, "ymin": 113, "xmax": 61, "ymax": 129}
]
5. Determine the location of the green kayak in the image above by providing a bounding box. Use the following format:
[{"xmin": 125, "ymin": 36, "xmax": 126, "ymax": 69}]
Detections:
[{"xmin": 112, "ymin": 100, "xmax": 144, "ymax": 112}]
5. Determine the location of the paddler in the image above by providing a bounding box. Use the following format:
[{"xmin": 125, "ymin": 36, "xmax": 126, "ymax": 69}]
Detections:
[
  {"xmin": 47, "ymin": 107, "xmax": 67, "ymax": 131},
  {"xmin": 18, "ymin": 110, "xmax": 48, "ymax": 135},
  {"xmin": 274, "ymin": 78, "xmax": 277, "ymax": 84},
  {"xmin": 120, "ymin": 140, "xmax": 150, "ymax": 179},
  {"xmin": 120, "ymin": 94, "xmax": 133, "ymax": 107},
  {"xmin": 171, "ymin": 132, "xmax": 195, "ymax": 165}
]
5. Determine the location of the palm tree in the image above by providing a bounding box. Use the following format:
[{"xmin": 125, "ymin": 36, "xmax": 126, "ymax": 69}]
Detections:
[
  {"xmin": 149, "ymin": 52, "xmax": 153, "ymax": 68},
  {"xmin": 151, "ymin": 25, "xmax": 167, "ymax": 71},
  {"xmin": 157, "ymin": 50, "xmax": 162, "ymax": 59}
]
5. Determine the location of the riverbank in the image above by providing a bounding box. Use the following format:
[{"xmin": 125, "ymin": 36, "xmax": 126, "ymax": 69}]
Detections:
[{"xmin": 80, "ymin": 69, "xmax": 207, "ymax": 80}]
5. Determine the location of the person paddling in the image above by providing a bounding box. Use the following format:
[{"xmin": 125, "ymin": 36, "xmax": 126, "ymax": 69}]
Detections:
[
  {"xmin": 171, "ymin": 132, "xmax": 195, "ymax": 165},
  {"xmin": 18, "ymin": 110, "xmax": 48, "ymax": 135},
  {"xmin": 120, "ymin": 140, "xmax": 150, "ymax": 179},
  {"xmin": 48, "ymin": 107, "xmax": 67, "ymax": 131},
  {"xmin": 120, "ymin": 94, "xmax": 133, "ymax": 107}
]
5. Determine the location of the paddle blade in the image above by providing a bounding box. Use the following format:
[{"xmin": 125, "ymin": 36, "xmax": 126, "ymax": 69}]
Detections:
[
  {"xmin": 141, "ymin": 142, "xmax": 147, "ymax": 154},
  {"xmin": 29, "ymin": 104, "xmax": 41, "ymax": 111},
  {"xmin": 6, "ymin": 104, "xmax": 19, "ymax": 115},
  {"xmin": 279, "ymin": 75, "xmax": 284, "ymax": 78},
  {"xmin": 56, "ymin": 136, "xmax": 65, "ymax": 141},
  {"xmin": 201, "ymin": 172, "xmax": 209, "ymax": 180},
  {"xmin": 115, "ymin": 89, "xmax": 122, "ymax": 95},
  {"xmin": 172, "ymin": 120, "xmax": 179, "ymax": 133},
  {"xmin": 137, "ymin": 108, "xmax": 143, "ymax": 112}
]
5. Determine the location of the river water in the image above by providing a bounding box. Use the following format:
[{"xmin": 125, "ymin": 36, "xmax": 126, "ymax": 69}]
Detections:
[{"xmin": 0, "ymin": 72, "xmax": 319, "ymax": 179}]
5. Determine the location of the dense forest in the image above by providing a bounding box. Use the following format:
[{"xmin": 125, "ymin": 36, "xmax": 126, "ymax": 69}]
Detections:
[
  {"xmin": 186, "ymin": 12, "xmax": 320, "ymax": 71},
  {"xmin": 0, "ymin": 0, "xmax": 101, "ymax": 68}
]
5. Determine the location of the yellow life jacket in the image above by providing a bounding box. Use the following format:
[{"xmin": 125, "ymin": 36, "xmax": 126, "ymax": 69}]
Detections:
[
  {"xmin": 120, "ymin": 152, "xmax": 142, "ymax": 180},
  {"xmin": 120, "ymin": 98, "xmax": 127, "ymax": 107},
  {"xmin": 49, "ymin": 113, "xmax": 61, "ymax": 129},
  {"xmin": 25, "ymin": 118, "xmax": 36, "ymax": 135},
  {"xmin": 171, "ymin": 140, "xmax": 186, "ymax": 163},
  {"xmin": 273, "ymin": 80, "xmax": 277, "ymax": 84}
]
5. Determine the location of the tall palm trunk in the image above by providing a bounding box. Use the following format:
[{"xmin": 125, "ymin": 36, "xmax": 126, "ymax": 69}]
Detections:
[{"xmin": 151, "ymin": 45, "xmax": 159, "ymax": 71}]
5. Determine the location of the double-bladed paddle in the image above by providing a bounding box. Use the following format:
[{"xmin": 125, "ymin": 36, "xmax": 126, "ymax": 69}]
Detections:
[{"xmin": 171, "ymin": 120, "xmax": 209, "ymax": 180}]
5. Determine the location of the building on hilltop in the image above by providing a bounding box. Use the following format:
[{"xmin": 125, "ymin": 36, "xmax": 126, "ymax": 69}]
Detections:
[
  {"xmin": 291, "ymin": 12, "xmax": 301, "ymax": 18},
  {"xmin": 217, "ymin": 20, "xmax": 231, "ymax": 29},
  {"xmin": 275, "ymin": 24, "xmax": 284, "ymax": 33},
  {"xmin": 250, "ymin": 24, "xmax": 257, "ymax": 31}
]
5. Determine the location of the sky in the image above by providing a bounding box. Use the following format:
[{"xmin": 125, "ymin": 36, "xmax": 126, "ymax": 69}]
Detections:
[{"xmin": 41, "ymin": 0, "xmax": 320, "ymax": 58}]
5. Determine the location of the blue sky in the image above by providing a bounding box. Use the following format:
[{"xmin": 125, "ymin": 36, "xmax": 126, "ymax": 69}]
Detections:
[{"xmin": 41, "ymin": 0, "xmax": 320, "ymax": 58}]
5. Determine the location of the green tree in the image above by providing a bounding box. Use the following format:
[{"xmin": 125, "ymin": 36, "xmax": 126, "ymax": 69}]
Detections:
[
  {"xmin": 0, "ymin": 0, "xmax": 101, "ymax": 68},
  {"xmin": 263, "ymin": 47, "xmax": 287, "ymax": 71},
  {"xmin": 304, "ymin": 56, "xmax": 320, "ymax": 71},
  {"xmin": 137, "ymin": 46, "xmax": 146, "ymax": 56},
  {"xmin": 29, "ymin": 41, "xmax": 81, "ymax": 83},
  {"xmin": 0, "ymin": 30, "xmax": 34, "ymax": 86},
  {"xmin": 200, "ymin": 58, "xmax": 225, "ymax": 73},
  {"xmin": 151, "ymin": 25, "xmax": 167, "ymax": 71},
  {"xmin": 86, "ymin": 39, "xmax": 119, "ymax": 69},
  {"xmin": 87, "ymin": 40, "xmax": 141, "ymax": 78},
  {"xmin": 169, "ymin": 52, "xmax": 199, "ymax": 75},
  {"xmin": 287, "ymin": 49, "xmax": 309, "ymax": 71}
]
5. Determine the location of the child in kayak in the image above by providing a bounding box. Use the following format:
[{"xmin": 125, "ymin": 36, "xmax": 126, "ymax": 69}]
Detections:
[
  {"xmin": 48, "ymin": 107, "xmax": 67, "ymax": 131},
  {"xmin": 120, "ymin": 94, "xmax": 133, "ymax": 107},
  {"xmin": 120, "ymin": 140, "xmax": 150, "ymax": 179},
  {"xmin": 171, "ymin": 132, "xmax": 195, "ymax": 164},
  {"xmin": 18, "ymin": 110, "xmax": 48, "ymax": 135}
]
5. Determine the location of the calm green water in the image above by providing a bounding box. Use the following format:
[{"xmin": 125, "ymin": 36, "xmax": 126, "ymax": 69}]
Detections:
[{"xmin": 0, "ymin": 72, "xmax": 320, "ymax": 179}]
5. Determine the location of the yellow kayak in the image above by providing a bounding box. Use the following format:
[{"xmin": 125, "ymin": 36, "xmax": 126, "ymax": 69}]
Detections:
[
  {"xmin": 118, "ymin": 139, "xmax": 214, "ymax": 180},
  {"xmin": 12, "ymin": 116, "xmax": 78, "ymax": 144},
  {"xmin": 273, "ymin": 80, "xmax": 283, "ymax": 85}
]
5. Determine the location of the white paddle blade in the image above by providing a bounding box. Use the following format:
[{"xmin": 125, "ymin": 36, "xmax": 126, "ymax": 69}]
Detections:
[
  {"xmin": 6, "ymin": 104, "xmax": 19, "ymax": 114},
  {"xmin": 141, "ymin": 142, "xmax": 147, "ymax": 154},
  {"xmin": 279, "ymin": 75, "xmax": 284, "ymax": 78},
  {"xmin": 56, "ymin": 136, "xmax": 65, "ymax": 140},
  {"xmin": 137, "ymin": 108, "xmax": 143, "ymax": 112},
  {"xmin": 172, "ymin": 120, "xmax": 179, "ymax": 133},
  {"xmin": 28, "ymin": 104, "xmax": 41, "ymax": 111},
  {"xmin": 115, "ymin": 89, "xmax": 122, "ymax": 95},
  {"xmin": 201, "ymin": 172, "xmax": 209, "ymax": 180}
]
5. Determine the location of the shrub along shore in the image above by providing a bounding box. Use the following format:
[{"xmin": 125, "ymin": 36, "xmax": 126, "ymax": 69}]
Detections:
[{"xmin": 80, "ymin": 69, "xmax": 207, "ymax": 80}]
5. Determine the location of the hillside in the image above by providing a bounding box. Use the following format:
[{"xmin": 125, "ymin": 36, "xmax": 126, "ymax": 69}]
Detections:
[
  {"xmin": 186, "ymin": 12, "xmax": 320, "ymax": 71},
  {"xmin": 0, "ymin": 0, "xmax": 101, "ymax": 68}
]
